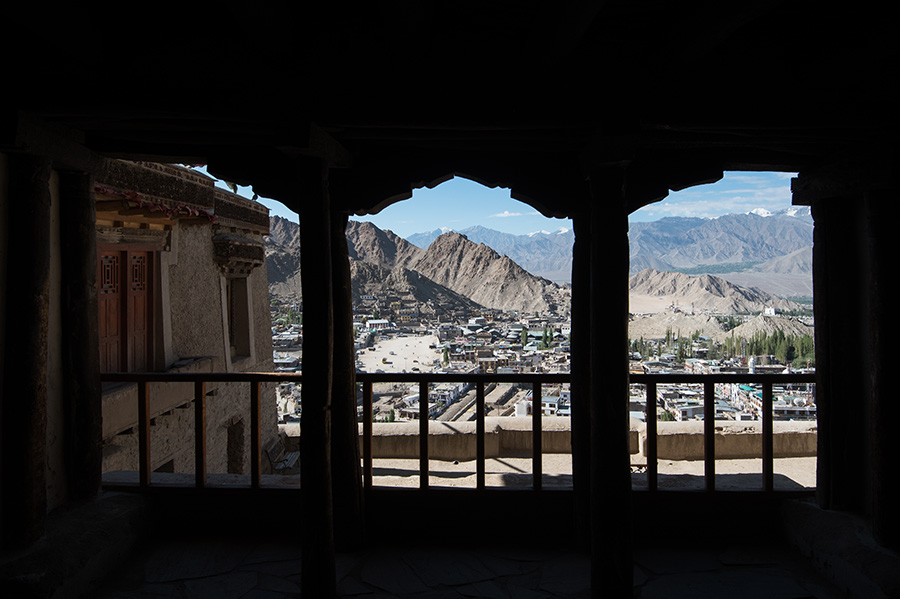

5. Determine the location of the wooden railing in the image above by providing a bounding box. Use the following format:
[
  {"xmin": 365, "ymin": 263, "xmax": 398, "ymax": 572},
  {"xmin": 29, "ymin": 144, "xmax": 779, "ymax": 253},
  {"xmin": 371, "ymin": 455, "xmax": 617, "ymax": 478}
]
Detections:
[
  {"xmin": 101, "ymin": 372, "xmax": 281, "ymax": 489},
  {"xmin": 357, "ymin": 372, "xmax": 570, "ymax": 491},
  {"xmin": 632, "ymin": 373, "xmax": 816, "ymax": 493},
  {"xmin": 100, "ymin": 371, "xmax": 815, "ymax": 492}
]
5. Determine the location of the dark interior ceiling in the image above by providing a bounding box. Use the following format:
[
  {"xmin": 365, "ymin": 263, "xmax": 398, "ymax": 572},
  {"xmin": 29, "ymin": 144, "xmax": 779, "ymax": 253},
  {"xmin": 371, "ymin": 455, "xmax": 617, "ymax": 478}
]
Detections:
[{"xmin": 4, "ymin": 1, "xmax": 897, "ymax": 217}]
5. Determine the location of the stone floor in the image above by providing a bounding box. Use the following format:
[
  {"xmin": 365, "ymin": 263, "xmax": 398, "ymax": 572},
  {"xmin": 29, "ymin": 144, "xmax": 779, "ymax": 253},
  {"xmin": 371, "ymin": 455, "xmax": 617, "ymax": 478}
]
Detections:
[
  {"xmin": 88, "ymin": 533, "xmax": 845, "ymax": 598},
  {"xmin": 103, "ymin": 455, "xmax": 816, "ymax": 492}
]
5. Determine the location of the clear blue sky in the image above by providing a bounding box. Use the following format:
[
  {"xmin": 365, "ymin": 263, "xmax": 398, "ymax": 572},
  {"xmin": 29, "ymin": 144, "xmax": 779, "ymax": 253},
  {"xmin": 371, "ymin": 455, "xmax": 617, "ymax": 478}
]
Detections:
[
  {"xmin": 196, "ymin": 168, "xmax": 797, "ymax": 238},
  {"xmin": 628, "ymin": 171, "xmax": 798, "ymax": 223}
]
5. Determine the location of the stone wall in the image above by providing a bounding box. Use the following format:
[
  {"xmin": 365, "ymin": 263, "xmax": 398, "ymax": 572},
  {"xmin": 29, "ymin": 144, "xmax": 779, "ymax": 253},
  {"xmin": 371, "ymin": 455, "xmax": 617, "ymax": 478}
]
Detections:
[
  {"xmin": 336, "ymin": 417, "xmax": 817, "ymax": 461},
  {"xmin": 100, "ymin": 163, "xmax": 279, "ymax": 477},
  {"xmin": 652, "ymin": 420, "xmax": 817, "ymax": 461},
  {"xmin": 101, "ymin": 379, "xmax": 281, "ymax": 476}
]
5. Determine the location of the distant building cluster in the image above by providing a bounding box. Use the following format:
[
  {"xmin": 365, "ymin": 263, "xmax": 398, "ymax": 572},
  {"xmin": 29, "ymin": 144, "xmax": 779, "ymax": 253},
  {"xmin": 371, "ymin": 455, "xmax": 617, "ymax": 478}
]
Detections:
[{"xmin": 269, "ymin": 290, "xmax": 815, "ymax": 427}]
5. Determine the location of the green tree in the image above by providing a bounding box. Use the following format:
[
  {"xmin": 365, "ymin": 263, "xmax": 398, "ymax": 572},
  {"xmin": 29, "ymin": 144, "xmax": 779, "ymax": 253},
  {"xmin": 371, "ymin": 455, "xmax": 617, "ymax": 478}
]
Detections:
[{"xmin": 541, "ymin": 326, "xmax": 551, "ymax": 349}]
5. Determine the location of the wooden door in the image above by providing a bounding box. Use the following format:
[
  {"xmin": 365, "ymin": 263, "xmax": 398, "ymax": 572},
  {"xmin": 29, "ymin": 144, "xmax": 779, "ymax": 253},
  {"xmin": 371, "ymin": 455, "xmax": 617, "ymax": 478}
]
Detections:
[
  {"xmin": 98, "ymin": 248, "xmax": 152, "ymax": 372},
  {"xmin": 98, "ymin": 250, "xmax": 122, "ymax": 372}
]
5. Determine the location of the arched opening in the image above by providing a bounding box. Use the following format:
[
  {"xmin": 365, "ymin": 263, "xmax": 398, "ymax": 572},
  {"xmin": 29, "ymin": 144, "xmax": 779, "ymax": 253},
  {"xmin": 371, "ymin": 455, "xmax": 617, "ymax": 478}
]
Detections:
[
  {"xmin": 627, "ymin": 170, "xmax": 816, "ymax": 492},
  {"xmin": 349, "ymin": 175, "xmax": 575, "ymax": 489}
]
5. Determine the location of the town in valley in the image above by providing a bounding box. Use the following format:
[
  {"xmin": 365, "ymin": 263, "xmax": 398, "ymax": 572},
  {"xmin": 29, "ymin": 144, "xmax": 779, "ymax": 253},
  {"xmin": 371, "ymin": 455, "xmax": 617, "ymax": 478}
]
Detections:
[{"xmin": 270, "ymin": 295, "xmax": 816, "ymax": 429}]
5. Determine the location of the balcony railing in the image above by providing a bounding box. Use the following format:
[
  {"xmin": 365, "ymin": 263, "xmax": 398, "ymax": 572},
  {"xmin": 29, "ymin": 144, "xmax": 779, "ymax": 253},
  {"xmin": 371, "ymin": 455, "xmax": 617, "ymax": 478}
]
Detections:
[
  {"xmin": 631, "ymin": 373, "xmax": 816, "ymax": 493},
  {"xmin": 99, "ymin": 371, "xmax": 816, "ymax": 493}
]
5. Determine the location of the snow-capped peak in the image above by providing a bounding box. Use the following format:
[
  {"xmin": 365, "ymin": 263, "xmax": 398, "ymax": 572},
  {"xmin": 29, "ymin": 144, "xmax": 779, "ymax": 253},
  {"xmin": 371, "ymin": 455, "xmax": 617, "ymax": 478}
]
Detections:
[
  {"xmin": 781, "ymin": 206, "xmax": 811, "ymax": 218},
  {"xmin": 528, "ymin": 227, "xmax": 570, "ymax": 237},
  {"xmin": 749, "ymin": 208, "xmax": 773, "ymax": 217}
]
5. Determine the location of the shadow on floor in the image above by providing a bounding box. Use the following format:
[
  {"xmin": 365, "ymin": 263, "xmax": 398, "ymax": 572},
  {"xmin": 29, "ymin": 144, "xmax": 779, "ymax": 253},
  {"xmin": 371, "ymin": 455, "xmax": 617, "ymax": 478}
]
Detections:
[{"xmin": 87, "ymin": 532, "xmax": 845, "ymax": 598}]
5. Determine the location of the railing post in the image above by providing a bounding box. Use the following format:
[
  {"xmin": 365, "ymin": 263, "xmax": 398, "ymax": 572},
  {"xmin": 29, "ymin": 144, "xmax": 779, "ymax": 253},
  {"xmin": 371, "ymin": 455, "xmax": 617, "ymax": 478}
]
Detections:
[
  {"xmin": 645, "ymin": 382, "xmax": 658, "ymax": 492},
  {"xmin": 532, "ymin": 382, "xmax": 542, "ymax": 491},
  {"xmin": 762, "ymin": 382, "xmax": 774, "ymax": 492},
  {"xmin": 138, "ymin": 381, "xmax": 151, "ymax": 488},
  {"xmin": 363, "ymin": 381, "xmax": 373, "ymax": 490},
  {"xmin": 419, "ymin": 380, "xmax": 429, "ymax": 489},
  {"xmin": 250, "ymin": 380, "xmax": 261, "ymax": 489},
  {"xmin": 194, "ymin": 381, "xmax": 207, "ymax": 488},
  {"xmin": 703, "ymin": 381, "xmax": 715, "ymax": 492},
  {"xmin": 476, "ymin": 381, "xmax": 485, "ymax": 490}
]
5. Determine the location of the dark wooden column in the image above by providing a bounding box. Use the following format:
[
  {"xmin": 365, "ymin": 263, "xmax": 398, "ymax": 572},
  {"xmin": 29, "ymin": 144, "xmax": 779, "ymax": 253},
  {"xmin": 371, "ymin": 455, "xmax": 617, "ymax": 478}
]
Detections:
[
  {"xmin": 329, "ymin": 209, "xmax": 364, "ymax": 550},
  {"xmin": 1, "ymin": 154, "xmax": 52, "ymax": 548},
  {"xmin": 58, "ymin": 170, "xmax": 102, "ymax": 503},
  {"xmin": 588, "ymin": 171, "xmax": 633, "ymax": 596},
  {"xmin": 569, "ymin": 212, "xmax": 592, "ymax": 551},
  {"xmin": 297, "ymin": 161, "xmax": 336, "ymax": 598},
  {"xmin": 801, "ymin": 166, "xmax": 899, "ymax": 550},
  {"xmin": 804, "ymin": 183, "xmax": 869, "ymax": 514},
  {"xmin": 866, "ymin": 189, "xmax": 897, "ymax": 551}
]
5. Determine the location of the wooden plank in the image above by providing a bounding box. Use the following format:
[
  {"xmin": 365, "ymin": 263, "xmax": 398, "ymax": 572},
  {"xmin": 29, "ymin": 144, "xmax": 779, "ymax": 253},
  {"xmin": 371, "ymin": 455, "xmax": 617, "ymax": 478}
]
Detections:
[
  {"xmin": 645, "ymin": 382, "xmax": 658, "ymax": 492},
  {"xmin": 419, "ymin": 381, "xmax": 429, "ymax": 489},
  {"xmin": 194, "ymin": 381, "xmax": 207, "ymax": 488},
  {"xmin": 363, "ymin": 381, "xmax": 373, "ymax": 490},
  {"xmin": 98, "ymin": 371, "xmax": 816, "ymax": 387},
  {"xmin": 533, "ymin": 382, "xmax": 542, "ymax": 491},
  {"xmin": 476, "ymin": 381, "xmax": 485, "ymax": 490},
  {"xmin": 762, "ymin": 382, "xmax": 774, "ymax": 492},
  {"xmin": 704, "ymin": 381, "xmax": 715, "ymax": 492}
]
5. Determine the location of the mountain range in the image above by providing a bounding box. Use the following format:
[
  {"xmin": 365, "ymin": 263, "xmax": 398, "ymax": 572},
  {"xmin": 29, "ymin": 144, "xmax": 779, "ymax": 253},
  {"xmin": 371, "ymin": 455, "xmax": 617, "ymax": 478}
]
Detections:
[
  {"xmin": 265, "ymin": 217, "xmax": 571, "ymax": 316},
  {"xmin": 265, "ymin": 210, "xmax": 811, "ymax": 318},
  {"xmin": 405, "ymin": 208, "xmax": 814, "ymax": 298}
]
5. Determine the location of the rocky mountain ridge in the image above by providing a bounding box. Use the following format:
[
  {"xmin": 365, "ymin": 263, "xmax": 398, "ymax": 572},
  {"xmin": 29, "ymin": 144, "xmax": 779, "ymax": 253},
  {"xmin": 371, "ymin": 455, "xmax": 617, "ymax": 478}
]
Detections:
[
  {"xmin": 628, "ymin": 268, "xmax": 806, "ymax": 315},
  {"xmin": 265, "ymin": 217, "xmax": 570, "ymax": 316},
  {"xmin": 409, "ymin": 231, "xmax": 569, "ymax": 315},
  {"xmin": 407, "ymin": 225, "xmax": 574, "ymax": 282}
]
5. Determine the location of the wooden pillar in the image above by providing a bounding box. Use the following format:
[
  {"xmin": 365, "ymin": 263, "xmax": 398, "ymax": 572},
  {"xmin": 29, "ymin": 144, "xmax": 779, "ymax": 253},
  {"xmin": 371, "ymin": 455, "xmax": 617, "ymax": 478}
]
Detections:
[
  {"xmin": 800, "ymin": 165, "xmax": 899, "ymax": 550},
  {"xmin": 866, "ymin": 189, "xmax": 898, "ymax": 550},
  {"xmin": 809, "ymin": 194, "xmax": 869, "ymax": 513},
  {"xmin": 1, "ymin": 154, "xmax": 52, "ymax": 548},
  {"xmin": 298, "ymin": 161, "xmax": 336, "ymax": 598},
  {"xmin": 809, "ymin": 195, "xmax": 833, "ymax": 510},
  {"xmin": 588, "ymin": 171, "xmax": 632, "ymax": 596},
  {"xmin": 570, "ymin": 212, "xmax": 592, "ymax": 550},
  {"xmin": 329, "ymin": 209, "xmax": 364, "ymax": 551},
  {"xmin": 58, "ymin": 170, "xmax": 102, "ymax": 503}
]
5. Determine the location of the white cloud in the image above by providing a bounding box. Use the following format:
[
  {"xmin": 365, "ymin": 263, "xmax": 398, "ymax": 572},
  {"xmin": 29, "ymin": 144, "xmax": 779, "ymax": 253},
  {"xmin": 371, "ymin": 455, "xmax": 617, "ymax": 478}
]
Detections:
[{"xmin": 490, "ymin": 210, "xmax": 523, "ymax": 218}]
